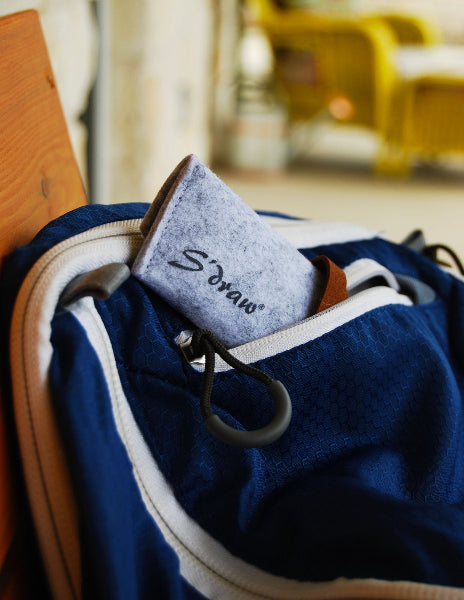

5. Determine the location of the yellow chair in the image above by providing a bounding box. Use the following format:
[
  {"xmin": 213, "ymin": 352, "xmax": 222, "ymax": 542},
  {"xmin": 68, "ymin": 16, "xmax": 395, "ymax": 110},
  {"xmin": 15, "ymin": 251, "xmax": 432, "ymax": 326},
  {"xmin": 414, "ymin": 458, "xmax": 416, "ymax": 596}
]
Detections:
[
  {"xmin": 252, "ymin": 0, "xmax": 399, "ymax": 132},
  {"xmin": 250, "ymin": 0, "xmax": 451, "ymax": 174},
  {"xmin": 379, "ymin": 74, "xmax": 464, "ymax": 174},
  {"xmin": 364, "ymin": 13, "xmax": 440, "ymax": 46}
]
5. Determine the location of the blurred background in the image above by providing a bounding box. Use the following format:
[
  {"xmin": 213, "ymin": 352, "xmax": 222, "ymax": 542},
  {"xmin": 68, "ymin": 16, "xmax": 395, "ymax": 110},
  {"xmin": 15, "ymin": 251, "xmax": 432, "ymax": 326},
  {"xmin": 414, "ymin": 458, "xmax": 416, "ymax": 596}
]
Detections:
[{"xmin": 3, "ymin": 0, "xmax": 464, "ymax": 256}]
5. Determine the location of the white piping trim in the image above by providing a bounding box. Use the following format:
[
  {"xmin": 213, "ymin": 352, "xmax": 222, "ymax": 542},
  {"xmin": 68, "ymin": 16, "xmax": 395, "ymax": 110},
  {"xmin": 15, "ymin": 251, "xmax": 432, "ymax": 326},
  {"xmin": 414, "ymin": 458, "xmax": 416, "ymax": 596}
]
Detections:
[
  {"xmin": 345, "ymin": 258, "xmax": 400, "ymax": 293},
  {"xmin": 9, "ymin": 220, "xmax": 143, "ymax": 600}
]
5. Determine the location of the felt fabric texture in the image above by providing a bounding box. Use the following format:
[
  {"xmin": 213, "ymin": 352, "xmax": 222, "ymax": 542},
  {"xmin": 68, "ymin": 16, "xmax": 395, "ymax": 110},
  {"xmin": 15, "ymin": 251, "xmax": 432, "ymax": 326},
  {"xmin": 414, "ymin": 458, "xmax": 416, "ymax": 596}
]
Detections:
[{"xmin": 132, "ymin": 155, "xmax": 324, "ymax": 347}]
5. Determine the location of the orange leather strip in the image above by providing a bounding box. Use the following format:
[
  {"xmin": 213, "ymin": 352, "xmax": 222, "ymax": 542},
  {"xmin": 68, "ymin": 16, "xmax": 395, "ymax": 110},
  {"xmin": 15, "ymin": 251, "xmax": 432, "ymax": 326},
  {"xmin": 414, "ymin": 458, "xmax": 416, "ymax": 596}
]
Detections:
[{"xmin": 311, "ymin": 255, "xmax": 348, "ymax": 313}]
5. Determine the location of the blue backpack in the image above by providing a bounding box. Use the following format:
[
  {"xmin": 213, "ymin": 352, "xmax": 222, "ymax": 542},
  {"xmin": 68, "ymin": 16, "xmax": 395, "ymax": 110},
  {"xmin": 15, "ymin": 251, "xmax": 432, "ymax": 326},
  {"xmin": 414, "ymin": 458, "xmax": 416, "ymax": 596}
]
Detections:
[{"xmin": 3, "ymin": 200, "xmax": 464, "ymax": 599}]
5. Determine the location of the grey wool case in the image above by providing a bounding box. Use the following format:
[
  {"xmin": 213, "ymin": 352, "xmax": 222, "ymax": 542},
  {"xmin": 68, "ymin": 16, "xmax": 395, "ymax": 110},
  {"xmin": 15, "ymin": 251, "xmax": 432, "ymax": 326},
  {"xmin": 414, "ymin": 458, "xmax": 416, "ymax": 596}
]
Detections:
[{"xmin": 131, "ymin": 154, "xmax": 323, "ymax": 347}]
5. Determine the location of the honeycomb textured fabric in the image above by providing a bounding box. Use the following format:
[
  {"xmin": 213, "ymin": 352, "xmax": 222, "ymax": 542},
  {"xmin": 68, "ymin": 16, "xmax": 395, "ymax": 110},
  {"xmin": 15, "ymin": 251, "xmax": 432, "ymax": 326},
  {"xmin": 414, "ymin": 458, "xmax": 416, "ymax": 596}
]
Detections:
[{"xmin": 131, "ymin": 155, "xmax": 323, "ymax": 347}]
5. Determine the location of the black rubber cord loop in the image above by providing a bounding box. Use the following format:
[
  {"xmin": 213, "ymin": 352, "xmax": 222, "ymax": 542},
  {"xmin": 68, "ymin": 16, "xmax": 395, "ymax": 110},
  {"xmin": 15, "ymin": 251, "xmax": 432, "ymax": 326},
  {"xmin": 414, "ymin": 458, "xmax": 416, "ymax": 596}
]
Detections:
[{"xmin": 190, "ymin": 329, "xmax": 292, "ymax": 448}]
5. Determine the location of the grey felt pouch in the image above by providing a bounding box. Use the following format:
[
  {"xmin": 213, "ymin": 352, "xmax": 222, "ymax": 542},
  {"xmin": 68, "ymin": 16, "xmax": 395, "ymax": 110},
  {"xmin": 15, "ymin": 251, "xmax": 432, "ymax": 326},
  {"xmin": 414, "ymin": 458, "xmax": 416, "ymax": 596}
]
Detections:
[{"xmin": 131, "ymin": 154, "xmax": 323, "ymax": 347}]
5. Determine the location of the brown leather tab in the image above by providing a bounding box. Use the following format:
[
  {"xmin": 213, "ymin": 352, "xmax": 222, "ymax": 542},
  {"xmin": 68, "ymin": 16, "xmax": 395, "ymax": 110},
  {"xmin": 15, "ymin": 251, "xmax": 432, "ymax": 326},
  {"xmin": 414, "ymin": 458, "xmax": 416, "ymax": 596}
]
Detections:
[{"xmin": 311, "ymin": 256, "xmax": 348, "ymax": 313}]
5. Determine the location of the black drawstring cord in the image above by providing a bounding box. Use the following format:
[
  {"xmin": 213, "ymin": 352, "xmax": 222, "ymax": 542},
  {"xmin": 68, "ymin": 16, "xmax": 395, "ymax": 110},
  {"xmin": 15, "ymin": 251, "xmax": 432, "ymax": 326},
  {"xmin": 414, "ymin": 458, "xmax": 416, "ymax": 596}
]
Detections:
[
  {"xmin": 190, "ymin": 329, "xmax": 273, "ymax": 419},
  {"xmin": 188, "ymin": 329, "xmax": 292, "ymax": 448},
  {"xmin": 423, "ymin": 244, "xmax": 464, "ymax": 275},
  {"xmin": 402, "ymin": 230, "xmax": 464, "ymax": 276}
]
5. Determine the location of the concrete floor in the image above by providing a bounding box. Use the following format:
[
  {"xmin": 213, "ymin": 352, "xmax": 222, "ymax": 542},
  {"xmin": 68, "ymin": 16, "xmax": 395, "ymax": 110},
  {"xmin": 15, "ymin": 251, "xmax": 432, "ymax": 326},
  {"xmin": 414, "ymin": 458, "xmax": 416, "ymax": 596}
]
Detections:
[{"xmin": 217, "ymin": 153, "xmax": 464, "ymax": 262}]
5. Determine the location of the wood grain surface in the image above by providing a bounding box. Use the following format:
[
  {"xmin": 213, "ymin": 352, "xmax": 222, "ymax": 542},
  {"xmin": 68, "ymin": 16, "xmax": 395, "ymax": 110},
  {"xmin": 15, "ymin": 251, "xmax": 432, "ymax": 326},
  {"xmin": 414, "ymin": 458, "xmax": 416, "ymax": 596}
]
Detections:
[{"xmin": 0, "ymin": 10, "xmax": 87, "ymax": 598}]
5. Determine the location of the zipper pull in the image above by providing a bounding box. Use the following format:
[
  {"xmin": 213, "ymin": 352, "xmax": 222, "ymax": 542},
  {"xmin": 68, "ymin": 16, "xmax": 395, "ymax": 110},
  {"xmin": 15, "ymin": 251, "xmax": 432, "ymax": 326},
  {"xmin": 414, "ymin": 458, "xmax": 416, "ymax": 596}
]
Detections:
[
  {"xmin": 59, "ymin": 263, "xmax": 130, "ymax": 307},
  {"xmin": 183, "ymin": 329, "xmax": 292, "ymax": 448}
]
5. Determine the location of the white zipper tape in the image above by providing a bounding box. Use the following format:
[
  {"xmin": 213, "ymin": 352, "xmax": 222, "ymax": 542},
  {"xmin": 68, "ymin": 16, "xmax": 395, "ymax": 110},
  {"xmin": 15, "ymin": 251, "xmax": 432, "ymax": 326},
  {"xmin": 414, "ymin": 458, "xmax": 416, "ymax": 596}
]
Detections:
[{"xmin": 178, "ymin": 276, "xmax": 412, "ymax": 373}]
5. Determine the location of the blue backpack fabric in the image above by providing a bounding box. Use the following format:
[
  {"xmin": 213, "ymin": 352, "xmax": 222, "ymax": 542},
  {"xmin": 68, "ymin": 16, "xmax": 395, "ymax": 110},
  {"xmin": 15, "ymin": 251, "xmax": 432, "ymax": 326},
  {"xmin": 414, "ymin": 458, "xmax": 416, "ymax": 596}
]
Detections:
[{"xmin": 3, "ymin": 202, "xmax": 464, "ymax": 600}]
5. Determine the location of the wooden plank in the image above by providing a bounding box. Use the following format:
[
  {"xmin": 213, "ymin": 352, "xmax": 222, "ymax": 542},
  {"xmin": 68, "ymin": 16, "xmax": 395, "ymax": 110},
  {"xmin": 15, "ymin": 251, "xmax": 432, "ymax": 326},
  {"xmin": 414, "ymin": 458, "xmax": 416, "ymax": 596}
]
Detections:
[
  {"xmin": 0, "ymin": 10, "xmax": 87, "ymax": 598},
  {"xmin": 0, "ymin": 9, "xmax": 87, "ymax": 264}
]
